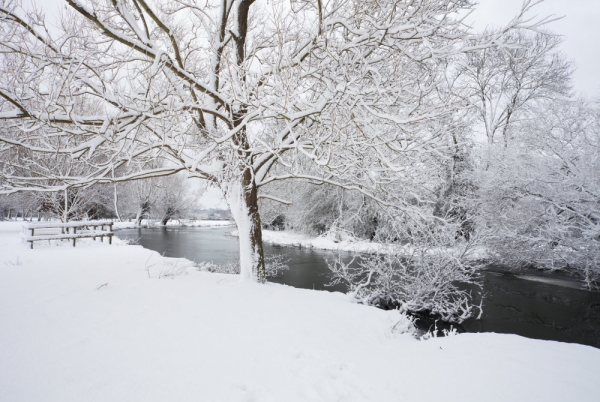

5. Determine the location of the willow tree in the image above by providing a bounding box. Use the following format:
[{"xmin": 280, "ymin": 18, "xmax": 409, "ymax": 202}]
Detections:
[{"xmin": 0, "ymin": 0, "xmax": 542, "ymax": 281}]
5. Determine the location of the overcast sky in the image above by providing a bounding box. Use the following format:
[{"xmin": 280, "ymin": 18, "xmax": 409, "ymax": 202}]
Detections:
[{"xmin": 27, "ymin": 0, "xmax": 600, "ymax": 208}]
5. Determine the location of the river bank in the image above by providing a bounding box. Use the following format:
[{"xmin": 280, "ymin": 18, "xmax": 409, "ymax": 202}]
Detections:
[
  {"xmin": 260, "ymin": 228, "xmax": 491, "ymax": 261},
  {"xmin": 2, "ymin": 221, "xmax": 599, "ymax": 401},
  {"xmin": 117, "ymin": 226, "xmax": 600, "ymax": 347},
  {"xmin": 113, "ymin": 219, "xmax": 234, "ymax": 229}
]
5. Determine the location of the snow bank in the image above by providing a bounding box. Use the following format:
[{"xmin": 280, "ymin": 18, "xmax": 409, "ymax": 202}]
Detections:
[
  {"xmin": 261, "ymin": 230, "xmax": 491, "ymax": 262},
  {"xmin": 1, "ymin": 221, "xmax": 599, "ymax": 402},
  {"xmin": 260, "ymin": 229, "xmax": 390, "ymax": 254}
]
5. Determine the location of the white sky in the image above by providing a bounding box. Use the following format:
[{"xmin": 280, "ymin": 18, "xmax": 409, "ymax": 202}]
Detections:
[
  {"xmin": 27, "ymin": 0, "xmax": 600, "ymax": 207},
  {"xmin": 198, "ymin": 185, "xmax": 227, "ymax": 209}
]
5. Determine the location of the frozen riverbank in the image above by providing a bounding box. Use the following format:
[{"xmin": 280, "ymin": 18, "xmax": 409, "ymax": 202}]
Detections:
[
  {"xmin": 1, "ymin": 221, "xmax": 599, "ymax": 402},
  {"xmin": 261, "ymin": 229, "xmax": 391, "ymax": 254},
  {"xmin": 261, "ymin": 229, "xmax": 489, "ymax": 260},
  {"xmin": 113, "ymin": 219, "xmax": 234, "ymax": 229}
]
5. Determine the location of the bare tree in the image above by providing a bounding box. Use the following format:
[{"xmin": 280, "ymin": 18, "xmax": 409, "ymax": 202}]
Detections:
[
  {"xmin": 462, "ymin": 30, "xmax": 572, "ymax": 146},
  {"xmin": 0, "ymin": 0, "xmax": 543, "ymax": 281}
]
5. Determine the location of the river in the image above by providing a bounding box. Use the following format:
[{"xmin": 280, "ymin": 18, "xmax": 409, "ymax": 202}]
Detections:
[{"xmin": 116, "ymin": 226, "xmax": 600, "ymax": 348}]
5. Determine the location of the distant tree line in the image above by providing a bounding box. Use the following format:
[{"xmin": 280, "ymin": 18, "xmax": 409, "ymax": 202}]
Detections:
[{"xmin": 0, "ymin": 172, "xmax": 197, "ymax": 226}]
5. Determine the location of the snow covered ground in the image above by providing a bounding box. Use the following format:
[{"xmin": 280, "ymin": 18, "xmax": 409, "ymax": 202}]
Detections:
[
  {"xmin": 261, "ymin": 229, "xmax": 490, "ymax": 260},
  {"xmin": 1, "ymin": 221, "xmax": 599, "ymax": 402},
  {"xmin": 261, "ymin": 229, "xmax": 391, "ymax": 254}
]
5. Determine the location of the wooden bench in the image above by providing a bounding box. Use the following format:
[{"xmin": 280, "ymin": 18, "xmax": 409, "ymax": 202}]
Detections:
[{"xmin": 21, "ymin": 220, "xmax": 114, "ymax": 249}]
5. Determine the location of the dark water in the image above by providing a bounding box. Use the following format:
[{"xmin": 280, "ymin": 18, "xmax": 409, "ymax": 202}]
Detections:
[{"xmin": 116, "ymin": 226, "xmax": 600, "ymax": 348}]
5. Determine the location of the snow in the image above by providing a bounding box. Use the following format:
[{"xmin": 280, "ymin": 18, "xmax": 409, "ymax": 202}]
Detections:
[
  {"xmin": 1, "ymin": 220, "xmax": 599, "ymax": 402},
  {"xmin": 261, "ymin": 229, "xmax": 391, "ymax": 254},
  {"xmin": 22, "ymin": 220, "xmax": 113, "ymax": 229},
  {"xmin": 113, "ymin": 219, "xmax": 234, "ymax": 229},
  {"xmin": 261, "ymin": 229, "xmax": 490, "ymax": 260},
  {"xmin": 224, "ymin": 181, "xmax": 256, "ymax": 280}
]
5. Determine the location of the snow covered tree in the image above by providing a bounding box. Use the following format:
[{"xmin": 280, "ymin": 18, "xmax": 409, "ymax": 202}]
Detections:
[
  {"xmin": 38, "ymin": 185, "xmax": 114, "ymax": 221},
  {"xmin": 126, "ymin": 179, "xmax": 156, "ymax": 226},
  {"xmin": 461, "ymin": 29, "xmax": 572, "ymax": 146},
  {"xmin": 0, "ymin": 0, "xmax": 544, "ymax": 282},
  {"xmin": 155, "ymin": 173, "xmax": 196, "ymax": 225},
  {"xmin": 264, "ymin": 181, "xmax": 382, "ymax": 239},
  {"xmin": 327, "ymin": 216, "xmax": 483, "ymax": 322},
  {"xmin": 0, "ymin": 191, "xmax": 39, "ymax": 220},
  {"xmin": 114, "ymin": 171, "xmax": 196, "ymax": 225},
  {"xmin": 474, "ymin": 98, "xmax": 600, "ymax": 289}
]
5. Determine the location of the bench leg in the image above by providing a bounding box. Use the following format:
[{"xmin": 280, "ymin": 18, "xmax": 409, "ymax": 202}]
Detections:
[
  {"xmin": 30, "ymin": 241, "xmax": 33, "ymax": 249},
  {"xmin": 73, "ymin": 238, "xmax": 76, "ymax": 247},
  {"xmin": 109, "ymin": 235, "xmax": 112, "ymax": 245}
]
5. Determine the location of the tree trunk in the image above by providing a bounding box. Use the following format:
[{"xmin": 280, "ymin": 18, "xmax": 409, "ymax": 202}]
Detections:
[
  {"xmin": 160, "ymin": 207, "xmax": 175, "ymax": 226},
  {"xmin": 113, "ymin": 183, "xmax": 122, "ymax": 222},
  {"xmin": 220, "ymin": 0, "xmax": 265, "ymax": 282},
  {"xmin": 63, "ymin": 189, "xmax": 69, "ymax": 223},
  {"xmin": 135, "ymin": 210, "xmax": 143, "ymax": 226},
  {"xmin": 224, "ymin": 179, "xmax": 266, "ymax": 282},
  {"xmin": 135, "ymin": 201, "xmax": 150, "ymax": 227}
]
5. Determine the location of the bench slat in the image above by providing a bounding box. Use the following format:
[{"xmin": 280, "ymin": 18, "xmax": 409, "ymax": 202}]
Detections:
[{"xmin": 21, "ymin": 232, "xmax": 114, "ymax": 241}]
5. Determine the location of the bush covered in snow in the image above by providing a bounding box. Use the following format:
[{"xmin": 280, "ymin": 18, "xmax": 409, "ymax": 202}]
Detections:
[
  {"xmin": 196, "ymin": 254, "xmax": 289, "ymax": 278},
  {"xmin": 328, "ymin": 242, "xmax": 482, "ymax": 324}
]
